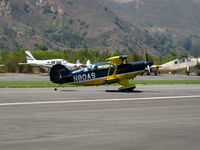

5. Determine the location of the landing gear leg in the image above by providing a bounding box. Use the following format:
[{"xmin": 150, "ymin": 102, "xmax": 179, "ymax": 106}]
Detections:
[
  {"xmin": 186, "ymin": 67, "xmax": 190, "ymax": 76},
  {"xmin": 186, "ymin": 71, "xmax": 190, "ymax": 76},
  {"xmin": 118, "ymin": 86, "xmax": 136, "ymax": 92},
  {"xmin": 118, "ymin": 79, "xmax": 136, "ymax": 92}
]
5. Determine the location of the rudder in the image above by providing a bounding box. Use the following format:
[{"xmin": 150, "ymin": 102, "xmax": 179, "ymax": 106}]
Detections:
[
  {"xmin": 50, "ymin": 64, "xmax": 71, "ymax": 84},
  {"xmin": 25, "ymin": 51, "xmax": 36, "ymax": 62}
]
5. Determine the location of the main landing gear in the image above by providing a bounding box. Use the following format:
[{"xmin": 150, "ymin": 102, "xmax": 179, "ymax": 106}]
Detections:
[
  {"xmin": 105, "ymin": 86, "xmax": 136, "ymax": 92},
  {"xmin": 118, "ymin": 85, "xmax": 136, "ymax": 92},
  {"xmin": 106, "ymin": 79, "xmax": 136, "ymax": 92}
]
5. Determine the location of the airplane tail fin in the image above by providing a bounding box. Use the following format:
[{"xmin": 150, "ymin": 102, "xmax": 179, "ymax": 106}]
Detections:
[
  {"xmin": 50, "ymin": 64, "xmax": 72, "ymax": 84},
  {"xmin": 76, "ymin": 59, "xmax": 80, "ymax": 64},
  {"xmin": 86, "ymin": 60, "xmax": 91, "ymax": 66},
  {"xmin": 25, "ymin": 51, "xmax": 36, "ymax": 62}
]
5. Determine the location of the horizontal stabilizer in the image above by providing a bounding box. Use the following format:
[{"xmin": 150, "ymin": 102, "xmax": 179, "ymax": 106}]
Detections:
[{"xmin": 18, "ymin": 63, "xmax": 28, "ymax": 65}]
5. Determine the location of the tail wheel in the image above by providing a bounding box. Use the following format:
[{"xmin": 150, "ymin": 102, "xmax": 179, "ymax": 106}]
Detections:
[{"xmin": 186, "ymin": 71, "xmax": 190, "ymax": 76}]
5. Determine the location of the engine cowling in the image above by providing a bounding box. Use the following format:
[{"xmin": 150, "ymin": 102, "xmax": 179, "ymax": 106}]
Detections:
[{"xmin": 197, "ymin": 58, "xmax": 200, "ymax": 68}]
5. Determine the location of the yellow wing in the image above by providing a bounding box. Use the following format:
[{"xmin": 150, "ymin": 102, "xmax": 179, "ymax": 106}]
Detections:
[{"xmin": 106, "ymin": 55, "xmax": 127, "ymax": 65}]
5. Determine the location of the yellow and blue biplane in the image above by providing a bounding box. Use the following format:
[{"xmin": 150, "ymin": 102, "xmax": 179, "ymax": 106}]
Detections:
[{"xmin": 50, "ymin": 55, "xmax": 153, "ymax": 91}]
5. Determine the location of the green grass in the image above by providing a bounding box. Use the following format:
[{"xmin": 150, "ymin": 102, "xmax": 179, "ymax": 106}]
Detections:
[
  {"xmin": 134, "ymin": 80, "xmax": 200, "ymax": 85},
  {"xmin": 0, "ymin": 80, "xmax": 200, "ymax": 88},
  {"xmin": 0, "ymin": 81, "xmax": 73, "ymax": 88}
]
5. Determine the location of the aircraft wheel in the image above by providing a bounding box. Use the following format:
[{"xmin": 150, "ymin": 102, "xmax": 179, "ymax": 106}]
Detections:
[
  {"xmin": 185, "ymin": 70, "xmax": 190, "ymax": 76},
  {"xmin": 54, "ymin": 88, "xmax": 57, "ymax": 91},
  {"xmin": 118, "ymin": 86, "xmax": 136, "ymax": 92}
]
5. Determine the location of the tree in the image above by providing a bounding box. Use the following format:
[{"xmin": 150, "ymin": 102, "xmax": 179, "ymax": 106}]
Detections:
[{"xmin": 35, "ymin": 44, "xmax": 49, "ymax": 51}]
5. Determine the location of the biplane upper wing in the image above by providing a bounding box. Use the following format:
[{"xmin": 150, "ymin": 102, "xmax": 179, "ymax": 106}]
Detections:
[{"xmin": 106, "ymin": 55, "xmax": 127, "ymax": 65}]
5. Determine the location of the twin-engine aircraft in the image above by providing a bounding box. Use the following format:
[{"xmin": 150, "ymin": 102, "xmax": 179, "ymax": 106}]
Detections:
[
  {"xmin": 151, "ymin": 56, "xmax": 200, "ymax": 75},
  {"xmin": 19, "ymin": 51, "xmax": 90, "ymax": 71},
  {"xmin": 50, "ymin": 55, "xmax": 153, "ymax": 91}
]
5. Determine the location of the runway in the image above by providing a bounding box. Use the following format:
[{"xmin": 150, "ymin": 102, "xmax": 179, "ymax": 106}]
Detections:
[
  {"xmin": 0, "ymin": 85, "xmax": 200, "ymax": 150},
  {"xmin": 0, "ymin": 73, "xmax": 200, "ymax": 81}
]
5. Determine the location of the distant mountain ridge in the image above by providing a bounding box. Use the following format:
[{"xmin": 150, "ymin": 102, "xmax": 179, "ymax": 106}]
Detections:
[
  {"xmin": 0, "ymin": 0, "xmax": 158, "ymax": 55},
  {"xmin": 102, "ymin": 0, "xmax": 200, "ymax": 56},
  {"xmin": 104, "ymin": 0, "xmax": 200, "ymax": 36}
]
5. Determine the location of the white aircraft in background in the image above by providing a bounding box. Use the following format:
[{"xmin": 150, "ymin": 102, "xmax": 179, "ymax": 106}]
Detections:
[
  {"xmin": 150, "ymin": 56, "xmax": 200, "ymax": 75},
  {"xmin": 19, "ymin": 51, "xmax": 90, "ymax": 71}
]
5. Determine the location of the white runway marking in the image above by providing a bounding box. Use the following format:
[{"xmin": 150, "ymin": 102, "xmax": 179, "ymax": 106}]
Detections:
[{"xmin": 0, "ymin": 95, "xmax": 200, "ymax": 106}]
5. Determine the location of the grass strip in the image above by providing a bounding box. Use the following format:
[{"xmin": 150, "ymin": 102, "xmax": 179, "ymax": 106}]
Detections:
[
  {"xmin": 134, "ymin": 80, "xmax": 200, "ymax": 85},
  {"xmin": 0, "ymin": 81, "xmax": 74, "ymax": 88},
  {"xmin": 0, "ymin": 80, "xmax": 200, "ymax": 88}
]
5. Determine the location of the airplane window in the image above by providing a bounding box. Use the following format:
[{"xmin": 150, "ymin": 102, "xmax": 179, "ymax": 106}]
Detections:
[
  {"xmin": 97, "ymin": 64, "xmax": 110, "ymax": 70},
  {"xmin": 56, "ymin": 61, "xmax": 62, "ymax": 64},
  {"xmin": 179, "ymin": 58, "xmax": 185, "ymax": 63},
  {"xmin": 174, "ymin": 61, "xmax": 178, "ymax": 64},
  {"xmin": 63, "ymin": 60, "xmax": 69, "ymax": 64},
  {"xmin": 51, "ymin": 61, "xmax": 55, "ymax": 64},
  {"xmin": 47, "ymin": 61, "xmax": 50, "ymax": 64}
]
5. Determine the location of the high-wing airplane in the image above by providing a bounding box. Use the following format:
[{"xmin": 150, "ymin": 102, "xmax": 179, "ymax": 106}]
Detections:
[
  {"xmin": 150, "ymin": 56, "xmax": 200, "ymax": 75},
  {"xmin": 49, "ymin": 55, "xmax": 153, "ymax": 91},
  {"xmin": 19, "ymin": 51, "xmax": 89, "ymax": 71}
]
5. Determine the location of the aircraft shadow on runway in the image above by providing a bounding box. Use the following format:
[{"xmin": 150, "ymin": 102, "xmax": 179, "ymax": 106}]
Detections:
[
  {"xmin": 59, "ymin": 90, "xmax": 78, "ymax": 92},
  {"xmin": 105, "ymin": 90, "xmax": 143, "ymax": 93},
  {"xmin": 59, "ymin": 89, "xmax": 143, "ymax": 93}
]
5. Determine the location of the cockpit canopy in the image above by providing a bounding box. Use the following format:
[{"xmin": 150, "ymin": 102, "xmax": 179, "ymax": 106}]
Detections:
[
  {"xmin": 174, "ymin": 56, "xmax": 194, "ymax": 64},
  {"xmin": 62, "ymin": 59, "xmax": 69, "ymax": 64},
  {"xmin": 88, "ymin": 62, "xmax": 115, "ymax": 71}
]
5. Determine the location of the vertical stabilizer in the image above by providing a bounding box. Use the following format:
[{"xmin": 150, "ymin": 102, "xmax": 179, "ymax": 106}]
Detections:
[
  {"xmin": 25, "ymin": 51, "xmax": 36, "ymax": 62},
  {"xmin": 86, "ymin": 60, "xmax": 91, "ymax": 66},
  {"xmin": 76, "ymin": 59, "xmax": 80, "ymax": 64}
]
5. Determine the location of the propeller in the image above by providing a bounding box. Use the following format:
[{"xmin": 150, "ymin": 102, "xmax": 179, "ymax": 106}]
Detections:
[
  {"xmin": 145, "ymin": 51, "xmax": 151, "ymax": 75},
  {"xmin": 133, "ymin": 42, "xmax": 153, "ymax": 75}
]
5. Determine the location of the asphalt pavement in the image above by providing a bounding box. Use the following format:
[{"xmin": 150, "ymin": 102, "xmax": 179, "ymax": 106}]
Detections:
[
  {"xmin": 0, "ymin": 73, "xmax": 200, "ymax": 81},
  {"xmin": 0, "ymin": 85, "xmax": 200, "ymax": 150}
]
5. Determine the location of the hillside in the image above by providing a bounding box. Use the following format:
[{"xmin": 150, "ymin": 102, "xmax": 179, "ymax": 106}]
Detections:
[
  {"xmin": 0, "ymin": 0, "xmax": 158, "ymax": 55},
  {"xmin": 102, "ymin": 0, "xmax": 200, "ymax": 56}
]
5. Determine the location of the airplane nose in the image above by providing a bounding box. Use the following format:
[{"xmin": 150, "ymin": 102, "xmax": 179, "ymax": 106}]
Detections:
[{"xmin": 197, "ymin": 58, "xmax": 200, "ymax": 66}]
